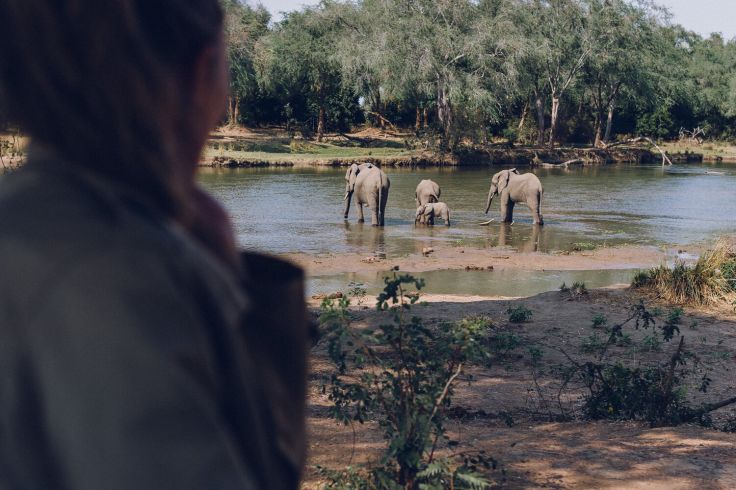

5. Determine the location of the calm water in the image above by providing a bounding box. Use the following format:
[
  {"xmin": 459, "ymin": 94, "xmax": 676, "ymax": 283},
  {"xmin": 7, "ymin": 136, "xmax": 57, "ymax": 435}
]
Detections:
[
  {"xmin": 199, "ymin": 163, "xmax": 736, "ymax": 257},
  {"xmin": 308, "ymin": 268, "xmax": 638, "ymax": 296}
]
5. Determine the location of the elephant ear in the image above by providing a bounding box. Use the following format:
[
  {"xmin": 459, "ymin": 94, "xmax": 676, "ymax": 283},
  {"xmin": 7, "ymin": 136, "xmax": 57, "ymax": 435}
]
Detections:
[
  {"xmin": 497, "ymin": 170, "xmax": 512, "ymax": 193},
  {"xmin": 509, "ymin": 168, "xmax": 519, "ymax": 174},
  {"xmin": 346, "ymin": 164, "xmax": 359, "ymax": 190}
]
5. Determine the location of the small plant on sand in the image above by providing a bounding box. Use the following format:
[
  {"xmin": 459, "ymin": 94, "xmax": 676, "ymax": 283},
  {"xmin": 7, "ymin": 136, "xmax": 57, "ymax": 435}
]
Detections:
[
  {"xmin": 591, "ymin": 313, "xmax": 608, "ymax": 329},
  {"xmin": 507, "ymin": 304, "xmax": 533, "ymax": 323},
  {"xmin": 561, "ymin": 281, "xmax": 588, "ymax": 299},
  {"xmin": 347, "ymin": 282, "xmax": 368, "ymax": 306},
  {"xmin": 319, "ymin": 273, "xmax": 494, "ymax": 488},
  {"xmin": 632, "ymin": 239, "xmax": 736, "ymax": 306},
  {"xmin": 571, "ymin": 242, "xmax": 596, "ymax": 251}
]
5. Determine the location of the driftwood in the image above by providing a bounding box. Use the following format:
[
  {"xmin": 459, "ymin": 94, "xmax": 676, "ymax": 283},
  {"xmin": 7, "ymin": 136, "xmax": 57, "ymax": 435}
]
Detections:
[
  {"xmin": 536, "ymin": 158, "xmax": 585, "ymax": 168},
  {"xmin": 338, "ymin": 133, "xmax": 379, "ymax": 147},
  {"xmin": 365, "ymin": 111, "xmax": 398, "ymax": 132},
  {"xmin": 603, "ymin": 137, "xmax": 673, "ymax": 166}
]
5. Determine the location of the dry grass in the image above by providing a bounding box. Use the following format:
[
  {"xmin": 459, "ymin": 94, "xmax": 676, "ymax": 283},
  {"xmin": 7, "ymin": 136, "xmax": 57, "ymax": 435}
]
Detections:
[{"xmin": 634, "ymin": 238, "xmax": 736, "ymax": 306}]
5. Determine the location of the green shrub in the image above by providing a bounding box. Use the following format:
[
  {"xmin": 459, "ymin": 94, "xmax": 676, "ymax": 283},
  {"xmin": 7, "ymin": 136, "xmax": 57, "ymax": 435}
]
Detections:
[
  {"xmin": 319, "ymin": 273, "xmax": 494, "ymax": 487},
  {"xmin": 591, "ymin": 313, "xmax": 608, "ymax": 328},
  {"xmin": 507, "ymin": 305, "xmax": 533, "ymax": 323}
]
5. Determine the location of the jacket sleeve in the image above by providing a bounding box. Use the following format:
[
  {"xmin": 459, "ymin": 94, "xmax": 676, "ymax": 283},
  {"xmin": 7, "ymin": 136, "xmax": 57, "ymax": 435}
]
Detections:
[
  {"xmin": 22, "ymin": 252, "xmax": 259, "ymax": 490},
  {"xmin": 239, "ymin": 253, "xmax": 309, "ymax": 489}
]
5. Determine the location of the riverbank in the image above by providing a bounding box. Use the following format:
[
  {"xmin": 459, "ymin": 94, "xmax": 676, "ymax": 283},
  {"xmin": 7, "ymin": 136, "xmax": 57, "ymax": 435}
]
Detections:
[
  {"xmin": 201, "ymin": 126, "xmax": 661, "ymax": 168},
  {"xmin": 284, "ymin": 244, "xmax": 671, "ymax": 277}
]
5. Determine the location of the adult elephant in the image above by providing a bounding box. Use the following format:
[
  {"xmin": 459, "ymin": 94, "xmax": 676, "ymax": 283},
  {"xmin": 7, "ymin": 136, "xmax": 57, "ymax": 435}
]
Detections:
[
  {"xmin": 343, "ymin": 163, "xmax": 390, "ymax": 226},
  {"xmin": 483, "ymin": 168, "xmax": 544, "ymax": 225},
  {"xmin": 415, "ymin": 179, "xmax": 441, "ymax": 206}
]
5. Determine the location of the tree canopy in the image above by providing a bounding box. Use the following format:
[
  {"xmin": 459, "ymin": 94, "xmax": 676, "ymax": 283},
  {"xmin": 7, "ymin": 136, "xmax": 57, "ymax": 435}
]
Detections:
[{"xmin": 222, "ymin": 0, "xmax": 736, "ymax": 146}]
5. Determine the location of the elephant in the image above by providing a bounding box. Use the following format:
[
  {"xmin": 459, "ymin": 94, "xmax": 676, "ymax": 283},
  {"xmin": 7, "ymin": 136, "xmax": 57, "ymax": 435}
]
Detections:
[
  {"xmin": 483, "ymin": 168, "xmax": 544, "ymax": 225},
  {"xmin": 414, "ymin": 179, "xmax": 441, "ymax": 224},
  {"xmin": 343, "ymin": 163, "xmax": 390, "ymax": 226},
  {"xmin": 415, "ymin": 179, "xmax": 441, "ymax": 206},
  {"xmin": 415, "ymin": 202, "xmax": 451, "ymax": 226}
]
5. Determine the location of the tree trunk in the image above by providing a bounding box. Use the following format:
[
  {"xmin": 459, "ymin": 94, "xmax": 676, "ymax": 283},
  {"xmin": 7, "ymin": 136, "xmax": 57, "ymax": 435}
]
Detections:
[
  {"xmin": 593, "ymin": 107, "xmax": 604, "ymax": 148},
  {"xmin": 316, "ymin": 105, "xmax": 325, "ymax": 142},
  {"xmin": 604, "ymin": 101, "xmax": 615, "ymax": 143},
  {"xmin": 422, "ymin": 107, "xmax": 429, "ymax": 129},
  {"xmin": 518, "ymin": 101, "xmax": 528, "ymax": 133},
  {"xmin": 227, "ymin": 96, "xmax": 241, "ymax": 127},
  {"xmin": 549, "ymin": 96, "xmax": 560, "ymax": 148},
  {"xmin": 535, "ymin": 95, "xmax": 545, "ymax": 146},
  {"xmin": 437, "ymin": 84, "xmax": 453, "ymax": 149},
  {"xmin": 415, "ymin": 107, "xmax": 421, "ymax": 132}
]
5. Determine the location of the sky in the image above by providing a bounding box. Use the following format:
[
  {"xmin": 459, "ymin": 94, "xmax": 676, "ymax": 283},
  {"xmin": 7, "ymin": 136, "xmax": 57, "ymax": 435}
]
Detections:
[{"xmin": 259, "ymin": 0, "xmax": 736, "ymax": 39}]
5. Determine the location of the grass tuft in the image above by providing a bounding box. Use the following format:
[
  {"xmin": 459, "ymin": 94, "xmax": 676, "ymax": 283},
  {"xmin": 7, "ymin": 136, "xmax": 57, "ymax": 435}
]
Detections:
[{"xmin": 632, "ymin": 239, "xmax": 736, "ymax": 306}]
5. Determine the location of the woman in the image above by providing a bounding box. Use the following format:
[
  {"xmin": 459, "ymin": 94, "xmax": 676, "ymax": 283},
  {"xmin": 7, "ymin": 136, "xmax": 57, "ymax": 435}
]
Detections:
[{"xmin": 0, "ymin": 1, "xmax": 307, "ymax": 489}]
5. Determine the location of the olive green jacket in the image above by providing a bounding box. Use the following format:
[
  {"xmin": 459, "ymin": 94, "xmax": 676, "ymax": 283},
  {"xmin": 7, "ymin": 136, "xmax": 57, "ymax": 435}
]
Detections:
[{"xmin": 0, "ymin": 149, "xmax": 308, "ymax": 489}]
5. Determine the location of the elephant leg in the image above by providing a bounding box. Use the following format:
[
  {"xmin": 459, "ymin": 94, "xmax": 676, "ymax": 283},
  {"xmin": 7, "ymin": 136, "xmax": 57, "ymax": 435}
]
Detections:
[
  {"xmin": 380, "ymin": 191, "xmax": 388, "ymax": 227},
  {"xmin": 529, "ymin": 196, "xmax": 543, "ymax": 225},
  {"xmin": 500, "ymin": 200, "xmax": 512, "ymax": 223},
  {"xmin": 369, "ymin": 198, "xmax": 379, "ymax": 226},
  {"xmin": 357, "ymin": 203, "xmax": 365, "ymax": 223},
  {"xmin": 503, "ymin": 201, "xmax": 515, "ymax": 223}
]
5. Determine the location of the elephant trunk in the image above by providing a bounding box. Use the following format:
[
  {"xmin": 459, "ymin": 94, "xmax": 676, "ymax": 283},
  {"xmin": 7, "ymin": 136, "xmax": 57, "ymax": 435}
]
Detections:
[
  {"xmin": 484, "ymin": 187, "xmax": 495, "ymax": 214},
  {"xmin": 343, "ymin": 191, "xmax": 353, "ymax": 219}
]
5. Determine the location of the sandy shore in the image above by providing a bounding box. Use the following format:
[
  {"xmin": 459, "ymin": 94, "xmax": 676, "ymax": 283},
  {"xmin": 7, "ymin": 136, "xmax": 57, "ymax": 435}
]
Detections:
[{"xmin": 284, "ymin": 244, "xmax": 673, "ymax": 277}]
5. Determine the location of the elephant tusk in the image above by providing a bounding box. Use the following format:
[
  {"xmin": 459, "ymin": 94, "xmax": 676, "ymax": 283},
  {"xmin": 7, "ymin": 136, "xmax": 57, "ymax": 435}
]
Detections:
[
  {"xmin": 478, "ymin": 219, "xmax": 495, "ymax": 226},
  {"xmin": 343, "ymin": 192, "xmax": 349, "ymax": 201}
]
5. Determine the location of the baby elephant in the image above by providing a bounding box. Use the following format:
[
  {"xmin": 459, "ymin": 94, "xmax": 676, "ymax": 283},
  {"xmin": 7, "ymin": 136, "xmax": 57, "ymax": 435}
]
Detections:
[{"xmin": 415, "ymin": 202, "xmax": 451, "ymax": 226}]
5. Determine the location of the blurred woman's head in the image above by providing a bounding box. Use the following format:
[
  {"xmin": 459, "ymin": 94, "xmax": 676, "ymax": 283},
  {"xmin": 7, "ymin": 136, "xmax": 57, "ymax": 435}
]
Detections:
[{"xmin": 0, "ymin": 0, "xmax": 227, "ymax": 216}]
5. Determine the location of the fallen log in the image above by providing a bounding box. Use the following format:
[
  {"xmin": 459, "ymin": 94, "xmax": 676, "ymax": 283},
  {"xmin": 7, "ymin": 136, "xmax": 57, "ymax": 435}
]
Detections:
[{"xmin": 603, "ymin": 137, "xmax": 673, "ymax": 166}]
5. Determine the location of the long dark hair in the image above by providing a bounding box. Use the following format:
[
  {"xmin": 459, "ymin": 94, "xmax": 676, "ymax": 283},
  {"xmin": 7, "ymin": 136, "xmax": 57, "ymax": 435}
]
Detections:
[{"xmin": 0, "ymin": 0, "xmax": 224, "ymax": 215}]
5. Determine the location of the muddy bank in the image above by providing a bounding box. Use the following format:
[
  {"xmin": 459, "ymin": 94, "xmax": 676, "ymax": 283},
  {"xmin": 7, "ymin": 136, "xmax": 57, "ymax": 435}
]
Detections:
[
  {"xmin": 304, "ymin": 286, "xmax": 736, "ymax": 488},
  {"xmin": 201, "ymin": 146, "xmax": 658, "ymax": 168},
  {"xmin": 283, "ymin": 244, "xmax": 669, "ymax": 277}
]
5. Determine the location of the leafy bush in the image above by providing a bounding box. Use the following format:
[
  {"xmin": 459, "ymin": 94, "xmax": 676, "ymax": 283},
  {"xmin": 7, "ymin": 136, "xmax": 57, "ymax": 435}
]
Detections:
[
  {"xmin": 507, "ymin": 305, "xmax": 532, "ymax": 323},
  {"xmin": 552, "ymin": 301, "xmax": 735, "ymax": 426},
  {"xmin": 319, "ymin": 273, "xmax": 494, "ymax": 488},
  {"xmin": 591, "ymin": 313, "xmax": 607, "ymax": 328}
]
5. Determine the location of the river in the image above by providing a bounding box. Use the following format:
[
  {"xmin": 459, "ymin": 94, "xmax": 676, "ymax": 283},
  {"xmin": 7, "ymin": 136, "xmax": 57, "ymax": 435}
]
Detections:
[{"xmin": 200, "ymin": 163, "xmax": 736, "ymax": 256}]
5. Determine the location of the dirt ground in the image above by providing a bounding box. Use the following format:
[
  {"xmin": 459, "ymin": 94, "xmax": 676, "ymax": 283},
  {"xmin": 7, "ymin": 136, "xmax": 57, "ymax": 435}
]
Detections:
[{"xmin": 302, "ymin": 286, "xmax": 736, "ymax": 489}]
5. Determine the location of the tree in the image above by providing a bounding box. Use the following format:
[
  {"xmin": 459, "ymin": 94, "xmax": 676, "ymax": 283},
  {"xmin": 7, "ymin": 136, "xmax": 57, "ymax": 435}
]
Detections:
[
  {"xmin": 258, "ymin": 6, "xmax": 350, "ymax": 140},
  {"xmin": 222, "ymin": 0, "xmax": 270, "ymax": 126},
  {"xmin": 519, "ymin": 0, "xmax": 593, "ymax": 147},
  {"xmin": 583, "ymin": 0, "xmax": 660, "ymax": 146}
]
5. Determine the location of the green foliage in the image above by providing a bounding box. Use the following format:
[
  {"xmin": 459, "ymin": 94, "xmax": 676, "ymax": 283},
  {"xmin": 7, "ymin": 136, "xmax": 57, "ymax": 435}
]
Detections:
[
  {"xmin": 319, "ymin": 273, "xmax": 493, "ymax": 487},
  {"xmin": 558, "ymin": 301, "xmax": 711, "ymax": 426},
  {"xmin": 571, "ymin": 242, "xmax": 596, "ymax": 251},
  {"xmin": 348, "ymin": 282, "xmax": 368, "ymax": 306},
  {"xmin": 217, "ymin": 0, "xmax": 736, "ymax": 144},
  {"xmin": 506, "ymin": 305, "xmax": 532, "ymax": 323},
  {"xmin": 591, "ymin": 313, "xmax": 607, "ymax": 329}
]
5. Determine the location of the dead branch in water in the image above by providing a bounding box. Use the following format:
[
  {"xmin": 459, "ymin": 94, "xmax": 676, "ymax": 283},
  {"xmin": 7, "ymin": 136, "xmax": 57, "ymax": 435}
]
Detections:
[{"xmin": 604, "ymin": 137, "xmax": 673, "ymax": 166}]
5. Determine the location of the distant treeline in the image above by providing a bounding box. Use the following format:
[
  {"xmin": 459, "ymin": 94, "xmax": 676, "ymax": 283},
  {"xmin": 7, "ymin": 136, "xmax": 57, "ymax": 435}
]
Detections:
[{"xmin": 224, "ymin": 0, "xmax": 736, "ymax": 148}]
